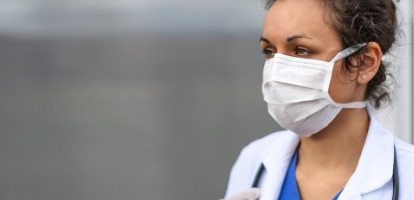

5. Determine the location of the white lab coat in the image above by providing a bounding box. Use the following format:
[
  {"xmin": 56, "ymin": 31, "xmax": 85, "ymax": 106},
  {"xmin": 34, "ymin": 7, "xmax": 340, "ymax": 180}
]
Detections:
[{"xmin": 225, "ymin": 110, "xmax": 414, "ymax": 200}]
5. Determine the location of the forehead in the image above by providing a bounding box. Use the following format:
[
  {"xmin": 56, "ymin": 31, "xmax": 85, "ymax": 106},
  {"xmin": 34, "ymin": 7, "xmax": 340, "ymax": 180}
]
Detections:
[{"xmin": 262, "ymin": 0, "xmax": 337, "ymax": 43}]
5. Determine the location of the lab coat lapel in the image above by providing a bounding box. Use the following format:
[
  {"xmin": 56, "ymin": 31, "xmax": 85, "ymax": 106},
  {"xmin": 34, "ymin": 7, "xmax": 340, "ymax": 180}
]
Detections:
[
  {"xmin": 338, "ymin": 107, "xmax": 394, "ymax": 200},
  {"xmin": 259, "ymin": 131, "xmax": 300, "ymax": 200}
]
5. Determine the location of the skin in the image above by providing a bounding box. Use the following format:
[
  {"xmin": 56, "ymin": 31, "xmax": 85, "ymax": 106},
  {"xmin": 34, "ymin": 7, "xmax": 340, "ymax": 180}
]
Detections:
[{"xmin": 260, "ymin": 0, "xmax": 382, "ymax": 199}]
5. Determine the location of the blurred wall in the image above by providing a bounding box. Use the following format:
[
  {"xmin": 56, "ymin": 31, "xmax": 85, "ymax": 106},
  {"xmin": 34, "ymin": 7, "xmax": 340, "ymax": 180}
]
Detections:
[{"xmin": 0, "ymin": 1, "xmax": 281, "ymax": 200}]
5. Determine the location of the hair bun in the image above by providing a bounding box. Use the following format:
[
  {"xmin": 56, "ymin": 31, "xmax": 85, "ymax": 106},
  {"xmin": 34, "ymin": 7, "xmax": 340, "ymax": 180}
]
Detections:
[{"xmin": 385, "ymin": 0, "xmax": 397, "ymax": 27}]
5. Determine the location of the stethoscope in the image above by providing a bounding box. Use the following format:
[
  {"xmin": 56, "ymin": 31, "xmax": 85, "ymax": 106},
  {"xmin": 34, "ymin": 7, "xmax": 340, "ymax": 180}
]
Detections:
[{"xmin": 251, "ymin": 146, "xmax": 399, "ymax": 200}]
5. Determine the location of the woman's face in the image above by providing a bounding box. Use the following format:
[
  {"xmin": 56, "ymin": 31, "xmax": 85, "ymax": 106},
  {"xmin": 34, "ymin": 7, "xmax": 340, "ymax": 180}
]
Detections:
[{"xmin": 260, "ymin": 0, "xmax": 365, "ymax": 103}]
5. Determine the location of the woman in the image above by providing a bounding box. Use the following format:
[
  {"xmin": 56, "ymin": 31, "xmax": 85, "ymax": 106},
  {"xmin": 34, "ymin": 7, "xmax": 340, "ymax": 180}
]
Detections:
[{"xmin": 223, "ymin": 0, "xmax": 413, "ymax": 199}]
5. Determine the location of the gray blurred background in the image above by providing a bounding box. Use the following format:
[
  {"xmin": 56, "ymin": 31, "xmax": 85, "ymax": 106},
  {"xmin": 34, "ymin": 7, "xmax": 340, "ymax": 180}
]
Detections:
[
  {"xmin": 0, "ymin": 1, "xmax": 412, "ymax": 200},
  {"xmin": 0, "ymin": 1, "xmax": 282, "ymax": 200}
]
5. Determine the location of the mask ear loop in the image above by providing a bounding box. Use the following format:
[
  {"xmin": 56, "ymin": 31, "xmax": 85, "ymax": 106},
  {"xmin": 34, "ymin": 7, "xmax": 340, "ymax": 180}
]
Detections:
[
  {"xmin": 330, "ymin": 43, "xmax": 367, "ymax": 63},
  {"xmin": 322, "ymin": 43, "xmax": 368, "ymax": 103},
  {"xmin": 322, "ymin": 44, "xmax": 366, "ymax": 93}
]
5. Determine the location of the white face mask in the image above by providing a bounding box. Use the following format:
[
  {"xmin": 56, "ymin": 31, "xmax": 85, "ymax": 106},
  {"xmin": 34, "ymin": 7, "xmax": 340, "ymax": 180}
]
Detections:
[{"xmin": 262, "ymin": 44, "xmax": 367, "ymax": 137}]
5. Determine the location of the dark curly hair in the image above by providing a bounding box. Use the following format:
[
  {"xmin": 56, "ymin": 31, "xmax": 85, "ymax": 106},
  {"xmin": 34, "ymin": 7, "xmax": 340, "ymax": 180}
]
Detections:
[{"xmin": 264, "ymin": 0, "xmax": 397, "ymax": 108}]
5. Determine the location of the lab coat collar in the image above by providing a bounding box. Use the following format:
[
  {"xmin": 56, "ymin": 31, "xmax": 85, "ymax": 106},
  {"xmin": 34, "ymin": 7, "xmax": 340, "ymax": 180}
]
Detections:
[
  {"xmin": 257, "ymin": 106, "xmax": 394, "ymax": 200},
  {"xmin": 259, "ymin": 131, "xmax": 300, "ymax": 200},
  {"xmin": 339, "ymin": 106, "xmax": 394, "ymax": 199}
]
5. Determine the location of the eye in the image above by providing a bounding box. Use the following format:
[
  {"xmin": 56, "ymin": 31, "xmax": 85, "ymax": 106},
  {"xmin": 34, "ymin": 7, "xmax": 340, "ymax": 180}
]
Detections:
[
  {"xmin": 296, "ymin": 47, "xmax": 311, "ymax": 56},
  {"xmin": 262, "ymin": 49, "xmax": 276, "ymax": 59}
]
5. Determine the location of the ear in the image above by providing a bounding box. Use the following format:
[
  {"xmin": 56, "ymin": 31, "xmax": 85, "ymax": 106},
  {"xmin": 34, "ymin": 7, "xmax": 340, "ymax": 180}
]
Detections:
[{"xmin": 357, "ymin": 42, "xmax": 382, "ymax": 84}]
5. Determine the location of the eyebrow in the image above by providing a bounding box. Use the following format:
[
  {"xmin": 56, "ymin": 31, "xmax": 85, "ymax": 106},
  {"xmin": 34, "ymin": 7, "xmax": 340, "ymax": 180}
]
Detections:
[
  {"xmin": 260, "ymin": 36, "xmax": 271, "ymax": 43},
  {"xmin": 260, "ymin": 34, "xmax": 313, "ymax": 43},
  {"xmin": 286, "ymin": 34, "xmax": 312, "ymax": 42}
]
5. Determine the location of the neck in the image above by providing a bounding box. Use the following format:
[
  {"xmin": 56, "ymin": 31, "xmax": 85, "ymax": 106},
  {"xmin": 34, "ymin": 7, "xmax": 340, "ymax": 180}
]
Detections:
[{"xmin": 298, "ymin": 108, "xmax": 370, "ymax": 170}]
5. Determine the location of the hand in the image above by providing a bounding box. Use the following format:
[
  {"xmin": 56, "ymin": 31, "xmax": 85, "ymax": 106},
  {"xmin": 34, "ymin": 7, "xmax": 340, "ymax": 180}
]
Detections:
[{"xmin": 220, "ymin": 188, "xmax": 261, "ymax": 200}]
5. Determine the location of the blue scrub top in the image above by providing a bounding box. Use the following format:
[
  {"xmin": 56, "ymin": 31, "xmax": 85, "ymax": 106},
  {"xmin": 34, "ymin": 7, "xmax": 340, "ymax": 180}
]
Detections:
[{"xmin": 278, "ymin": 149, "xmax": 342, "ymax": 200}]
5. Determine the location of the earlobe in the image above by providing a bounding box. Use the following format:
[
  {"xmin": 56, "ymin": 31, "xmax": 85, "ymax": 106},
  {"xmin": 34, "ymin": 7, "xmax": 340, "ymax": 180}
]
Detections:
[{"xmin": 357, "ymin": 42, "xmax": 382, "ymax": 84}]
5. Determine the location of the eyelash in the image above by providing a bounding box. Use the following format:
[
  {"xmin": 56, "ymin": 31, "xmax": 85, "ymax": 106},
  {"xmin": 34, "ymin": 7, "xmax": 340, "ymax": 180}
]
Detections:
[
  {"xmin": 262, "ymin": 49, "xmax": 276, "ymax": 59},
  {"xmin": 261, "ymin": 47, "xmax": 312, "ymax": 59},
  {"xmin": 296, "ymin": 47, "xmax": 311, "ymax": 56}
]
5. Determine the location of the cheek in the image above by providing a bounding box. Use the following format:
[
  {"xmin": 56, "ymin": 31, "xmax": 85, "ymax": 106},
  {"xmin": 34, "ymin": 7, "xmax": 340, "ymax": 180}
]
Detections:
[{"xmin": 328, "ymin": 63, "xmax": 359, "ymax": 103}]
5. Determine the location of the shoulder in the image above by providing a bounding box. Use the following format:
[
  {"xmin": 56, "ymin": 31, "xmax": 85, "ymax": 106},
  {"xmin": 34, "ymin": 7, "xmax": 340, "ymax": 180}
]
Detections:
[
  {"xmin": 394, "ymin": 137, "xmax": 414, "ymax": 199},
  {"xmin": 239, "ymin": 131, "xmax": 290, "ymax": 159},
  {"xmin": 394, "ymin": 137, "xmax": 414, "ymax": 154},
  {"xmin": 394, "ymin": 137, "xmax": 414, "ymax": 170},
  {"xmin": 224, "ymin": 130, "xmax": 294, "ymax": 197},
  {"xmin": 234, "ymin": 130, "xmax": 295, "ymax": 172}
]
